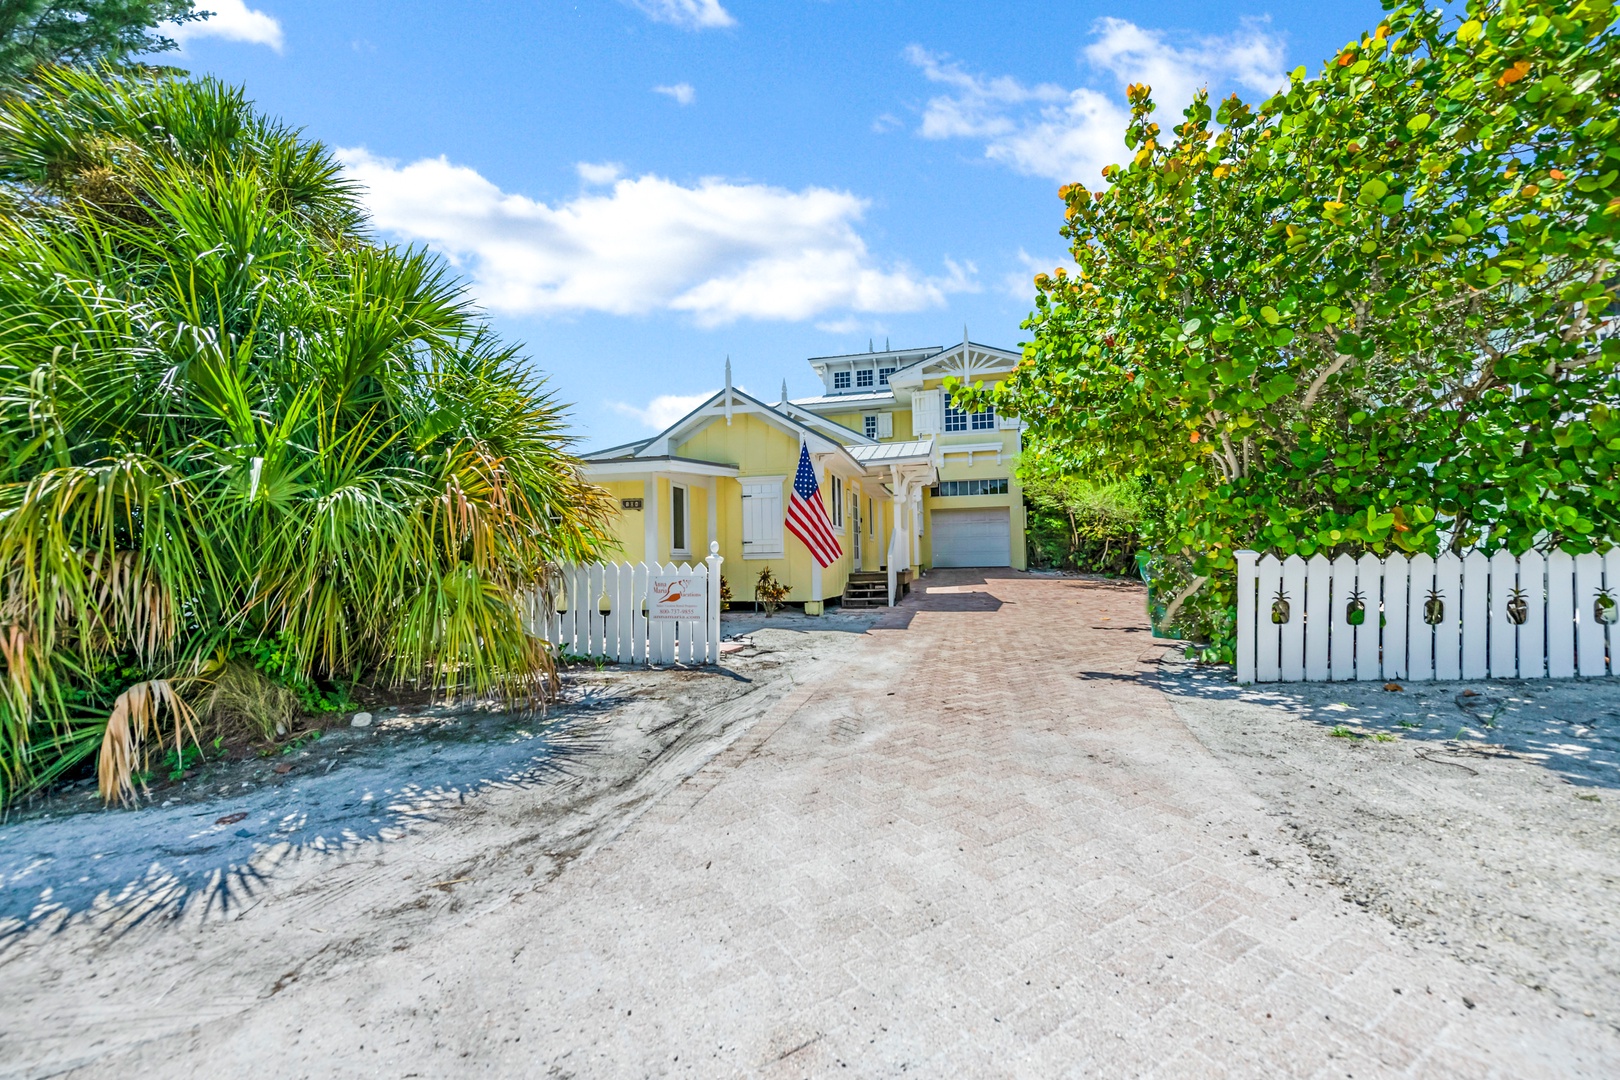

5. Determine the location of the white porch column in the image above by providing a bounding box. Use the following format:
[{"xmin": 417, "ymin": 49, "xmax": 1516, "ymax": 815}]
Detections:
[
  {"xmin": 887, "ymin": 466, "xmax": 903, "ymax": 606},
  {"xmin": 912, "ymin": 489, "xmax": 923, "ymax": 567},
  {"xmin": 643, "ymin": 477, "xmax": 659, "ymax": 565},
  {"xmin": 706, "ymin": 476, "xmax": 718, "ymax": 552}
]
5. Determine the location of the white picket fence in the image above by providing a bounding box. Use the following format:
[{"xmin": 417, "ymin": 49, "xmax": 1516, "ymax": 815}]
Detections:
[
  {"xmin": 1236, "ymin": 548, "xmax": 1620, "ymax": 684},
  {"xmin": 525, "ymin": 543, "xmax": 724, "ymax": 665}
]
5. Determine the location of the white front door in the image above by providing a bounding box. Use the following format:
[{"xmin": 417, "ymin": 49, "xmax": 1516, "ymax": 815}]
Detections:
[{"xmin": 931, "ymin": 508, "xmax": 1011, "ymax": 567}]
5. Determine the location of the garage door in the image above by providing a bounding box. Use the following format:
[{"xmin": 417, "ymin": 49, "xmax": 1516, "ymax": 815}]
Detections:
[{"xmin": 931, "ymin": 508, "xmax": 1011, "ymax": 567}]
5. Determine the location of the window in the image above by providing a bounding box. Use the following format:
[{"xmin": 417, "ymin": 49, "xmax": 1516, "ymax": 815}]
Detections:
[
  {"xmin": 930, "ymin": 478, "xmax": 1010, "ymax": 497},
  {"xmin": 856, "ymin": 368, "xmax": 875, "ymax": 388},
  {"xmin": 833, "ymin": 370, "xmax": 851, "ymax": 390},
  {"xmin": 830, "ymin": 476, "xmax": 843, "ymax": 528},
  {"xmin": 945, "ymin": 401, "xmax": 994, "ymax": 432},
  {"xmin": 671, "ymin": 484, "xmax": 688, "ymax": 553},
  {"xmin": 863, "ymin": 414, "xmax": 878, "ymax": 439},
  {"xmin": 879, "ymin": 366, "xmax": 896, "ymax": 385}
]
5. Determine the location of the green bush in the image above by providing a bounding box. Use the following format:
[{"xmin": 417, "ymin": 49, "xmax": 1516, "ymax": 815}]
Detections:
[
  {"xmin": 1021, "ymin": 464, "xmax": 1144, "ymax": 575},
  {"xmin": 960, "ymin": 0, "xmax": 1620, "ymax": 657},
  {"xmin": 0, "ymin": 69, "xmax": 615, "ymax": 803}
]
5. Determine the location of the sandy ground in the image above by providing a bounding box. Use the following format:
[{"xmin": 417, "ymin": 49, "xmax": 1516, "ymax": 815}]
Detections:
[
  {"xmin": 0, "ymin": 613, "xmax": 879, "ymax": 1079},
  {"xmin": 1159, "ymin": 662, "xmax": 1620, "ymax": 1029}
]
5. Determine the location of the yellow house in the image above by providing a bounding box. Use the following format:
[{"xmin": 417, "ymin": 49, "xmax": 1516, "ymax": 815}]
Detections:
[{"xmin": 581, "ymin": 337, "xmax": 1026, "ymax": 611}]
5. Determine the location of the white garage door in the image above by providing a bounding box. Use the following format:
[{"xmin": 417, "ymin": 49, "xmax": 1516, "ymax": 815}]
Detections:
[{"xmin": 931, "ymin": 508, "xmax": 1011, "ymax": 567}]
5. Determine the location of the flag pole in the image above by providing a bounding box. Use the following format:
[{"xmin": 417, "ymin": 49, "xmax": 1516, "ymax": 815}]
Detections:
[{"xmin": 806, "ymin": 435, "xmax": 823, "ymax": 615}]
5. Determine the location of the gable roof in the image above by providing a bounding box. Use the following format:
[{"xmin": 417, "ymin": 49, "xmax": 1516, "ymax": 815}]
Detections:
[
  {"xmin": 886, "ymin": 339, "xmax": 1020, "ymax": 389},
  {"xmin": 586, "ymin": 384, "xmax": 870, "ymax": 473}
]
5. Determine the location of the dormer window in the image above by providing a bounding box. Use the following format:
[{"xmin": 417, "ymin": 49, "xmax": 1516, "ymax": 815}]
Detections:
[
  {"xmin": 833, "ymin": 370, "xmax": 851, "ymax": 390},
  {"xmin": 879, "ymin": 366, "xmax": 896, "ymax": 385},
  {"xmin": 856, "ymin": 368, "xmax": 875, "ymax": 388}
]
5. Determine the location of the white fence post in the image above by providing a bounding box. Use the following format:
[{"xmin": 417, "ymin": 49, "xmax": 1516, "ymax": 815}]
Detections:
[
  {"xmin": 1576, "ymin": 552, "xmax": 1606, "ymax": 677},
  {"xmin": 707, "ymin": 541, "xmax": 724, "ymax": 664},
  {"xmin": 1406, "ymin": 553, "xmax": 1435, "ymax": 681},
  {"xmin": 1382, "ymin": 553, "xmax": 1409, "ymax": 681},
  {"xmin": 1460, "ymin": 550, "xmax": 1489, "ymax": 680},
  {"xmin": 1304, "ymin": 553, "xmax": 1331, "ymax": 680},
  {"xmin": 1519, "ymin": 549, "xmax": 1546, "ymax": 679},
  {"xmin": 1434, "ymin": 553, "xmax": 1462, "ymax": 680},
  {"xmin": 1488, "ymin": 549, "xmax": 1518, "ymax": 678},
  {"xmin": 1256, "ymin": 556, "xmax": 1282, "ymax": 683},
  {"xmin": 1547, "ymin": 550, "xmax": 1576, "ymax": 678},
  {"xmin": 1235, "ymin": 550, "xmax": 1259, "ymax": 684},
  {"xmin": 1280, "ymin": 555, "xmax": 1307, "ymax": 682}
]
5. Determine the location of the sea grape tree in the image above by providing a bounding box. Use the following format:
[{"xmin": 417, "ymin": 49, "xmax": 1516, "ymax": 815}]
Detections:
[{"xmin": 965, "ymin": 0, "xmax": 1620, "ymax": 652}]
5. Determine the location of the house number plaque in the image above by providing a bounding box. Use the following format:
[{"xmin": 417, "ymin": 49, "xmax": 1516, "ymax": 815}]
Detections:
[{"xmin": 621, "ymin": 498, "xmax": 644, "ymax": 510}]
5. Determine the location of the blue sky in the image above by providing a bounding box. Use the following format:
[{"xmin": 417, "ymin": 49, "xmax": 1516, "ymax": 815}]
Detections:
[{"xmin": 174, "ymin": 0, "xmax": 1387, "ymax": 450}]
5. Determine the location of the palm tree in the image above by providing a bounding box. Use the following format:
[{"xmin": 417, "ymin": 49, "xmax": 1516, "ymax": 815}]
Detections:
[{"xmin": 0, "ymin": 68, "xmax": 614, "ymax": 803}]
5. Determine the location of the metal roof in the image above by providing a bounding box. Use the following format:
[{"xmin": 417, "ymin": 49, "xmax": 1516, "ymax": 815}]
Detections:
[
  {"xmin": 848, "ymin": 439, "xmax": 934, "ymax": 464},
  {"xmin": 790, "ymin": 390, "xmax": 897, "ymax": 409}
]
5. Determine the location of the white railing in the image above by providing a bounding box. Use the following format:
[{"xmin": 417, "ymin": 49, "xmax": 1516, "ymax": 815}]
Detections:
[
  {"xmin": 526, "ymin": 542, "xmax": 724, "ymax": 665},
  {"xmin": 1235, "ymin": 548, "xmax": 1620, "ymax": 684}
]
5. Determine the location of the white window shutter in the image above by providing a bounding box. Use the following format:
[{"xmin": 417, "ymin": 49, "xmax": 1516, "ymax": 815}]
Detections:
[
  {"xmin": 913, "ymin": 390, "xmax": 943, "ymax": 435},
  {"xmin": 877, "ymin": 413, "xmax": 894, "ymax": 439}
]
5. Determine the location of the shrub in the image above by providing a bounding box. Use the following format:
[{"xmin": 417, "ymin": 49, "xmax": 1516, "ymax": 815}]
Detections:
[{"xmin": 0, "ymin": 69, "xmax": 614, "ymax": 803}]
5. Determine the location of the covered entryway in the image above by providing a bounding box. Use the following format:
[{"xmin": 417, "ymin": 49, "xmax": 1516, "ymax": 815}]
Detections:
[{"xmin": 930, "ymin": 507, "xmax": 1011, "ymax": 567}]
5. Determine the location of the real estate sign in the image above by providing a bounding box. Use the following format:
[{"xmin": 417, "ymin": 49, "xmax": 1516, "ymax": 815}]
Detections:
[{"xmin": 650, "ymin": 573, "xmax": 705, "ymax": 621}]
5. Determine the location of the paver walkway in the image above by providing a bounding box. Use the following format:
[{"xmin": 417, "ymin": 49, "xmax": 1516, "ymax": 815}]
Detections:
[{"xmin": 90, "ymin": 571, "xmax": 1619, "ymax": 1077}]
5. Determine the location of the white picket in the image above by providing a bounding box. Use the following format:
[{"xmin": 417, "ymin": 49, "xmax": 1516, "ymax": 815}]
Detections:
[
  {"xmin": 1518, "ymin": 549, "xmax": 1546, "ymax": 679},
  {"xmin": 1354, "ymin": 553, "xmax": 1382, "ymax": 681},
  {"xmin": 562, "ymin": 565, "xmax": 581, "ymax": 655},
  {"xmin": 1303, "ymin": 553, "xmax": 1332, "ymax": 681},
  {"xmin": 1607, "ymin": 546, "xmax": 1620, "ymax": 675},
  {"xmin": 1382, "ymin": 553, "xmax": 1409, "ymax": 680},
  {"xmin": 614, "ymin": 559, "xmax": 631, "ymax": 661},
  {"xmin": 1547, "ymin": 550, "xmax": 1576, "ymax": 678},
  {"xmin": 1434, "ymin": 553, "xmax": 1462, "ymax": 680},
  {"xmin": 1235, "ymin": 551, "xmax": 1259, "ymax": 683},
  {"xmin": 679, "ymin": 563, "xmax": 697, "ymax": 665},
  {"xmin": 657, "ymin": 562, "xmax": 677, "ymax": 663},
  {"xmin": 1488, "ymin": 549, "xmax": 1519, "ymax": 678},
  {"xmin": 1329, "ymin": 553, "xmax": 1357, "ymax": 680},
  {"xmin": 1406, "ymin": 554, "xmax": 1435, "ymax": 681},
  {"xmin": 632, "ymin": 562, "xmax": 649, "ymax": 664},
  {"xmin": 1576, "ymin": 552, "xmax": 1606, "ymax": 677},
  {"xmin": 1279, "ymin": 556, "xmax": 1307, "ymax": 681},
  {"xmin": 1255, "ymin": 556, "xmax": 1282, "ymax": 683},
  {"xmin": 601, "ymin": 564, "xmax": 615, "ymax": 658},
  {"xmin": 688, "ymin": 562, "xmax": 709, "ymax": 664},
  {"xmin": 1460, "ymin": 551, "xmax": 1489, "ymax": 680}
]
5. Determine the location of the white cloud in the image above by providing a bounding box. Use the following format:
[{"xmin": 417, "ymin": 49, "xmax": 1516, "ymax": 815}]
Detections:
[
  {"xmin": 339, "ymin": 150, "xmax": 972, "ymax": 326},
  {"xmin": 907, "ymin": 18, "xmax": 1286, "ymax": 184},
  {"xmin": 576, "ymin": 161, "xmax": 623, "ymax": 185},
  {"xmin": 169, "ymin": 0, "xmax": 284, "ymax": 51},
  {"xmin": 630, "ymin": 0, "xmax": 735, "ymax": 30},
  {"xmin": 654, "ymin": 82, "xmax": 696, "ymax": 106},
  {"xmin": 610, "ymin": 391, "xmax": 717, "ymax": 431}
]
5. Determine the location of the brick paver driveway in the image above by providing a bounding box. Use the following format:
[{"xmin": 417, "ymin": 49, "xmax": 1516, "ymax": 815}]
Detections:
[{"xmin": 125, "ymin": 571, "xmax": 1617, "ymax": 1077}]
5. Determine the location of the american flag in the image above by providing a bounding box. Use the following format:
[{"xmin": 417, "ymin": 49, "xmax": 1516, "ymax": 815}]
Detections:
[{"xmin": 787, "ymin": 442, "xmax": 842, "ymax": 568}]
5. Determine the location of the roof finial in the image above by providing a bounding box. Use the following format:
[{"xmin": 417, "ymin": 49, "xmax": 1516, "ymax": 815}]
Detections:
[
  {"xmin": 963, "ymin": 323, "xmax": 969, "ymax": 349},
  {"xmin": 869, "ymin": 337, "xmax": 874, "ymax": 354},
  {"xmin": 780, "ymin": 378, "xmax": 789, "ymax": 406},
  {"xmin": 885, "ymin": 337, "xmax": 890, "ymax": 351},
  {"xmin": 724, "ymin": 355, "xmax": 733, "ymax": 426}
]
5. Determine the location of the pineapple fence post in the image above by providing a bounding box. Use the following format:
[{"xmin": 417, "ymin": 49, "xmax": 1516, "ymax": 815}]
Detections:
[{"xmin": 706, "ymin": 541, "xmax": 724, "ymax": 664}]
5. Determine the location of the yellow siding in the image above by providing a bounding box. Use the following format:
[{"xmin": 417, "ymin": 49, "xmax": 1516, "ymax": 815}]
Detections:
[
  {"xmin": 597, "ymin": 480, "xmax": 645, "ymax": 562},
  {"xmin": 675, "ymin": 414, "xmax": 855, "ymax": 603}
]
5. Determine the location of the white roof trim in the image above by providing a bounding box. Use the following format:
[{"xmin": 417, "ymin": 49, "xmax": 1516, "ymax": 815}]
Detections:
[
  {"xmin": 633, "ymin": 386, "xmax": 869, "ymax": 472},
  {"xmin": 583, "ymin": 458, "xmax": 740, "ymax": 479},
  {"xmin": 887, "ymin": 340, "xmax": 1019, "ymax": 389}
]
